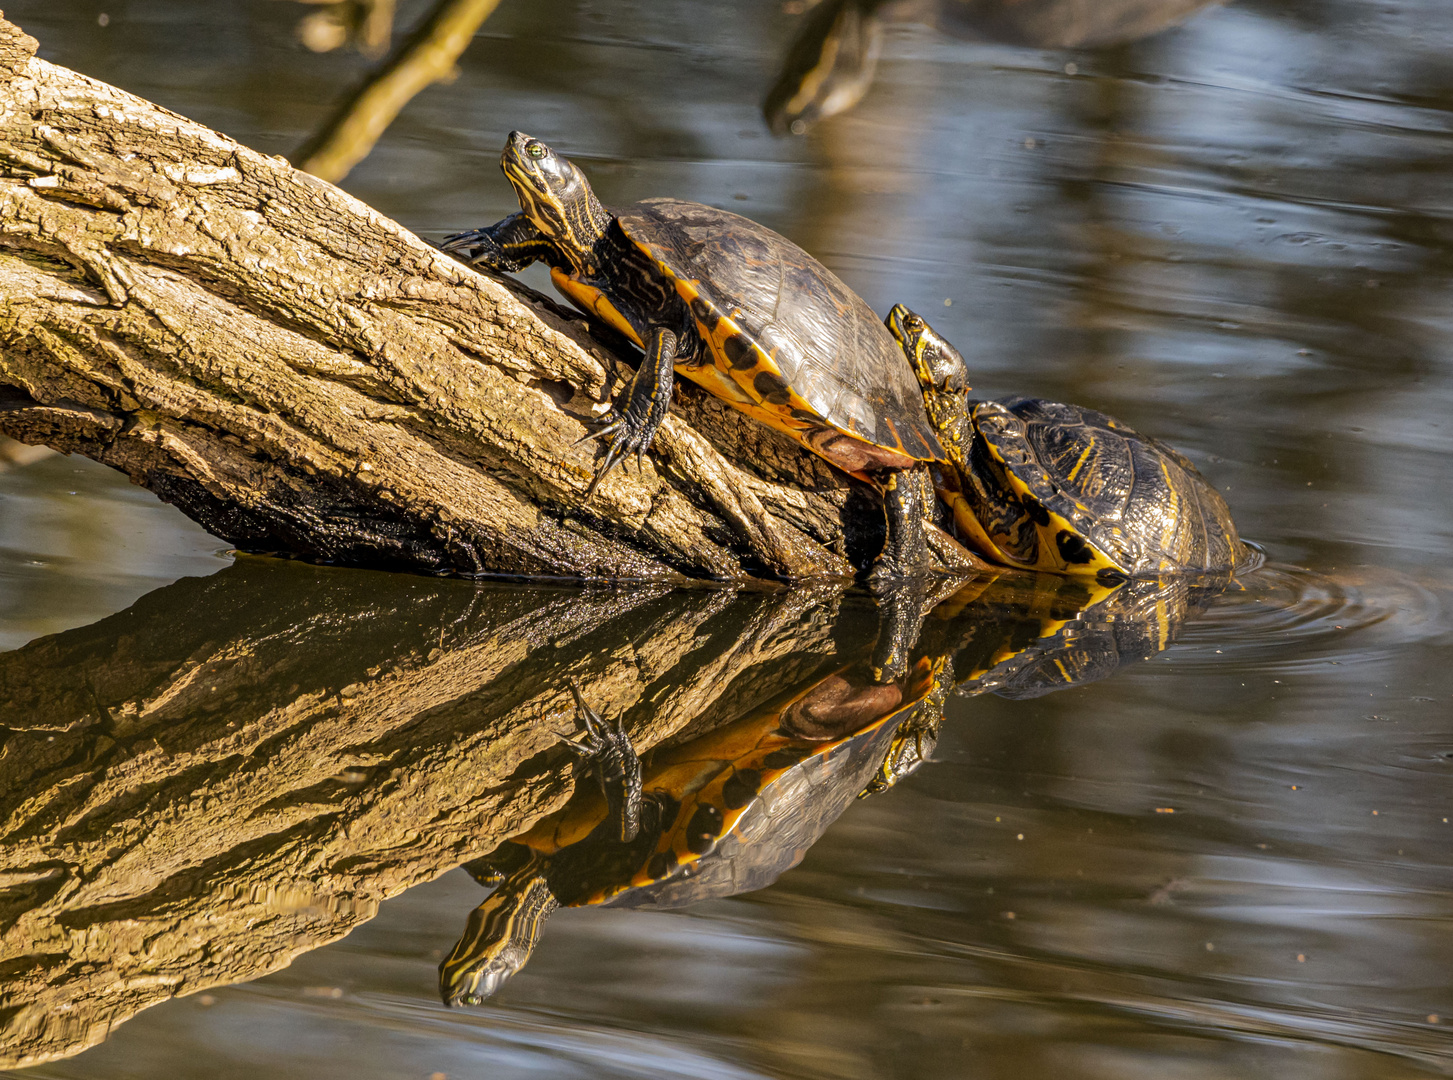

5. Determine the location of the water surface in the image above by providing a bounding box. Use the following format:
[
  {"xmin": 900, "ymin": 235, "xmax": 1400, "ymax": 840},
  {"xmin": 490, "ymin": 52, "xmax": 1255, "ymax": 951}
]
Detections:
[{"xmin": 3, "ymin": 0, "xmax": 1452, "ymax": 1076}]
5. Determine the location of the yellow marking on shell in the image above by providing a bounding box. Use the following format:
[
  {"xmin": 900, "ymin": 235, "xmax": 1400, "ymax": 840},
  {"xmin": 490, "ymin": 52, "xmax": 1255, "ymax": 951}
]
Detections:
[
  {"xmin": 952, "ymin": 576, "xmax": 1122, "ymax": 685},
  {"xmin": 1066, "ymin": 443, "xmax": 1095, "ymax": 486},
  {"xmin": 552, "ymin": 269, "xmax": 643, "ymax": 346},
  {"xmin": 666, "ymin": 274, "xmax": 918, "ymax": 482},
  {"xmin": 980, "ymin": 431, "xmax": 1125, "ymax": 576}
]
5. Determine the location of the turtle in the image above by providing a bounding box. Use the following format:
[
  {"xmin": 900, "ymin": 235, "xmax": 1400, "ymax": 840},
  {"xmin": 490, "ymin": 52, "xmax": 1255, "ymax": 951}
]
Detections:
[
  {"xmin": 886, "ymin": 305, "xmax": 1250, "ymax": 582},
  {"xmin": 764, "ymin": 0, "xmax": 1224, "ymax": 134},
  {"xmin": 441, "ymin": 132, "xmax": 950, "ymax": 578},
  {"xmin": 438, "ymin": 653, "xmax": 949, "ymax": 1006}
]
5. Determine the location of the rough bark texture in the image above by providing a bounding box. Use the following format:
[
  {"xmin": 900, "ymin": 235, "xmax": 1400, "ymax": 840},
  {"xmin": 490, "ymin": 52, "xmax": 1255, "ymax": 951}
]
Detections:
[
  {"xmin": 0, "ymin": 558, "xmax": 865, "ymax": 1068},
  {"xmin": 0, "ymin": 12, "xmax": 918, "ymax": 584}
]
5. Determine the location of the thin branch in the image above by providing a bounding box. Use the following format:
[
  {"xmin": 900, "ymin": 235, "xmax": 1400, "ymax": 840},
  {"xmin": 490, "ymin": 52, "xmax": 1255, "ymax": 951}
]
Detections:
[{"xmin": 294, "ymin": 0, "xmax": 503, "ymax": 182}]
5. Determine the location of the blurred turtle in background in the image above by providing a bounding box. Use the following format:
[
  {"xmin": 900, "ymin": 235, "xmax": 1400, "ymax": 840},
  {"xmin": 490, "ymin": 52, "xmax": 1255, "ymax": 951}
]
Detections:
[
  {"xmin": 289, "ymin": 0, "xmax": 395, "ymax": 57},
  {"xmin": 440, "ymin": 567, "xmax": 1226, "ymax": 1006},
  {"xmin": 765, "ymin": 0, "xmax": 1225, "ymax": 134}
]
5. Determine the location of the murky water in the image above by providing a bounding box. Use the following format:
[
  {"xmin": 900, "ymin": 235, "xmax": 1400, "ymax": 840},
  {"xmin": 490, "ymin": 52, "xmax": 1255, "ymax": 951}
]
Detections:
[{"xmin": 3, "ymin": 0, "xmax": 1453, "ymax": 1076}]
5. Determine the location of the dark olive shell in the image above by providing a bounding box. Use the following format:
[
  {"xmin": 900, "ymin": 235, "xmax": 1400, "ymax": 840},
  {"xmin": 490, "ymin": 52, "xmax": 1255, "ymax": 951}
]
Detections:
[
  {"xmin": 606, "ymin": 717, "xmax": 900, "ymax": 909},
  {"xmin": 981, "ymin": 397, "xmax": 1244, "ymax": 575},
  {"xmin": 618, "ymin": 198, "xmax": 945, "ymax": 465}
]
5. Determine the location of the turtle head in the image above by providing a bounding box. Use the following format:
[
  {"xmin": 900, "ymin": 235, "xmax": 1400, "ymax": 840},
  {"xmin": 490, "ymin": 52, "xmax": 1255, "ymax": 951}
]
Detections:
[
  {"xmin": 439, "ymin": 866, "xmax": 558, "ymax": 1007},
  {"xmin": 887, "ymin": 305, "xmax": 970, "ymax": 395},
  {"xmin": 888, "ymin": 305, "xmax": 973, "ymax": 462},
  {"xmin": 500, "ymin": 132, "xmax": 611, "ymax": 264}
]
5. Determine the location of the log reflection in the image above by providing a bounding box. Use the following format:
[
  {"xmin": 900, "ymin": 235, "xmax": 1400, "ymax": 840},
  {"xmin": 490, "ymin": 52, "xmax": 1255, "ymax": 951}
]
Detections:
[
  {"xmin": 0, "ymin": 561, "xmax": 1220, "ymax": 1062},
  {"xmin": 0, "ymin": 559, "xmax": 848, "ymax": 1067}
]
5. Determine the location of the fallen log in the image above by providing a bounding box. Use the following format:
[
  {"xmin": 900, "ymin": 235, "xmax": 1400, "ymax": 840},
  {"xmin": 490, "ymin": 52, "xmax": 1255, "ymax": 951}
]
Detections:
[{"xmin": 0, "ymin": 12, "xmax": 975, "ymax": 583}]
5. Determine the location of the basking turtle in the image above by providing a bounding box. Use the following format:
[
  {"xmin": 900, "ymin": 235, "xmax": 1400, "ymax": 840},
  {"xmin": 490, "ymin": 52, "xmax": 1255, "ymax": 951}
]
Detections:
[
  {"xmin": 887, "ymin": 306, "xmax": 1249, "ymax": 581},
  {"xmin": 765, "ymin": 0, "xmax": 1224, "ymax": 134},
  {"xmin": 442, "ymin": 132, "xmax": 949, "ymax": 577},
  {"xmin": 439, "ymin": 654, "xmax": 948, "ymax": 1006}
]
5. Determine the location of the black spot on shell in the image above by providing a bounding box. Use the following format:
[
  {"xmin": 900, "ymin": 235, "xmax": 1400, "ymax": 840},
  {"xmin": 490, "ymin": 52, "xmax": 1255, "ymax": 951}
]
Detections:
[
  {"xmin": 1056, "ymin": 530, "xmax": 1095, "ymax": 564},
  {"xmin": 763, "ymin": 746, "xmax": 812, "ymax": 769},
  {"xmin": 723, "ymin": 334, "xmax": 755, "ymax": 369},
  {"xmin": 753, "ymin": 370, "xmax": 793, "ymax": 405},
  {"xmin": 1021, "ymin": 495, "xmax": 1051, "ymax": 527},
  {"xmin": 1096, "ymin": 567, "xmax": 1128, "ymax": 586},
  {"xmin": 646, "ymin": 850, "xmax": 679, "ymax": 881},
  {"xmin": 722, "ymin": 768, "xmax": 761, "ymax": 809},
  {"xmin": 686, "ymin": 804, "xmax": 724, "ymax": 854},
  {"xmin": 690, "ymin": 296, "xmax": 719, "ymax": 330}
]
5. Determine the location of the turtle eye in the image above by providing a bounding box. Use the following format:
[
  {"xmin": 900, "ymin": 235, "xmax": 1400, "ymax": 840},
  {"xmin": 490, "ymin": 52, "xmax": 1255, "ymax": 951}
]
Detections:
[
  {"xmin": 526, "ymin": 142, "xmax": 547, "ymax": 159},
  {"xmin": 906, "ymin": 315, "xmax": 924, "ymax": 333}
]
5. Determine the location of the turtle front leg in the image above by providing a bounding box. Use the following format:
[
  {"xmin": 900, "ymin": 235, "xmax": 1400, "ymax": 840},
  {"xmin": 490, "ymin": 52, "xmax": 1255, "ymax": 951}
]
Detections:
[
  {"xmin": 867, "ymin": 465, "xmax": 932, "ymax": 584},
  {"xmin": 442, "ymin": 211, "xmax": 556, "ymax": 273},
  {"xmin": 557, "ymin": 679, "xmax": 643, "ymax": 843},
  {"xmin": 582, "ymin": 325, "xmax": 678, "ymax": 496}
]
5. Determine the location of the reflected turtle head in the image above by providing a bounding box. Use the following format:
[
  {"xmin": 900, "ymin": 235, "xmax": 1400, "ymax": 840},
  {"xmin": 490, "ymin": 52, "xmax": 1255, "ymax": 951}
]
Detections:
[
  {"xmin": 438, "ymin": 866, "xmax": 558, "ymax": 1007},
  {"xmin": 500, "ymin": 132, "xmax": 610, "ymax": 258}
]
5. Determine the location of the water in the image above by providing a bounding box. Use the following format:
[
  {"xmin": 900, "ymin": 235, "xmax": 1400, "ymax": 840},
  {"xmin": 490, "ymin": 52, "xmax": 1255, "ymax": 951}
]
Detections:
[{"xmin": 3, "ymin": 0, "xmax": 1453, "ymax": 1076}]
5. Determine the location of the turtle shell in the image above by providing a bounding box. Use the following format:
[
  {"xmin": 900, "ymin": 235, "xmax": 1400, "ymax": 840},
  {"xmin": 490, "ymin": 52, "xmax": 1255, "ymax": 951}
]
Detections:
[
  {"xmin": 962, "ymin": 397, "xmax": 1244, "ymax": 577},
  {"xmin": 617, "ymin": 198, "xmax": 946, "ymax": 477}
]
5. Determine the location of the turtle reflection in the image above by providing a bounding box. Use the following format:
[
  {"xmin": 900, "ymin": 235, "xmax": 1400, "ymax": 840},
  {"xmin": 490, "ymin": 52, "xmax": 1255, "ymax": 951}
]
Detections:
[
  {"xmin": 765, "ymin": 0, "xmax": 1225, "ymax": 135},
  {"xmin": 440, "ymin": 569, "xmax": 1227, "ymax": 1006}
]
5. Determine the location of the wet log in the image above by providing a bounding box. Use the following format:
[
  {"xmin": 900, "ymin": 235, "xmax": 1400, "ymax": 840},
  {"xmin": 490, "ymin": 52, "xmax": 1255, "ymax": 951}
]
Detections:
[
  {"xmin": 0, "ymin": 12, "xmax": 916, "ymax": 583},
  {"xmin": 0, "ymin": 559, "xmax": 862, "ymax": 1067}
]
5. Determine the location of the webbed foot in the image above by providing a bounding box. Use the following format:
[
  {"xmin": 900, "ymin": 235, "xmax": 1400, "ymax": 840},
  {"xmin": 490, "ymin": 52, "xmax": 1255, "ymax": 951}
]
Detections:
[{"xmin": 556, "ymin": 679, "xmax": 643, "ymax": 842}]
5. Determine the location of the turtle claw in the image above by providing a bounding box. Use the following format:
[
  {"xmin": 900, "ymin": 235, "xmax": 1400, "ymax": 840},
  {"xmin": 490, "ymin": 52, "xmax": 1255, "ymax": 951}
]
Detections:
[
  {"xmin": 580, "ymin": 410, "xmax": 657, "ymax": 500},
  {"xmin": 572, "ymin": 416, "xmax": 624, "ymax": 449},
  {"xmin": 440, "ymin": 228, "xmax": 512, "ymax": 271},
  {"xmin": 558, "ymin": 678, "xmax": 643, "ymax": 843},
  {"xmin": 574, "ymin": 411, "xmax": 643, "ymax": 499}
]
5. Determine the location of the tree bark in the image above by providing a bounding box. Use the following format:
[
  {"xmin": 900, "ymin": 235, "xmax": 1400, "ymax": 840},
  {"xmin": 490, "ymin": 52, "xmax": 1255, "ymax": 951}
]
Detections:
[
  {"xmin": 0, "ymin": 13, "xmax": 897, "ymax": 583},
  {"xmin": 0, "ymin": 559, "xmax": 862, "ymax": 1067}
]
